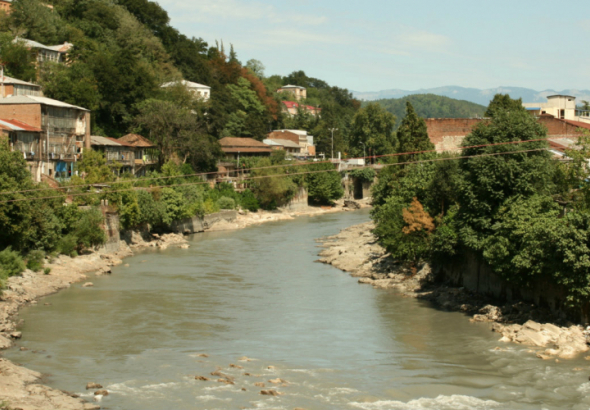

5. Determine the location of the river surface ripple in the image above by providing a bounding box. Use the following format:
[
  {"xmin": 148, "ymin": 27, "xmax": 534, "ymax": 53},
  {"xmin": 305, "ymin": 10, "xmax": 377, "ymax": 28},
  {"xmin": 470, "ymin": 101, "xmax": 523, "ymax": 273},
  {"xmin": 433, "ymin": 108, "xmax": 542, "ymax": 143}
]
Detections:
[{"xmin": 6, "ymin": 209, "xmax": 590, "ymax": 410}]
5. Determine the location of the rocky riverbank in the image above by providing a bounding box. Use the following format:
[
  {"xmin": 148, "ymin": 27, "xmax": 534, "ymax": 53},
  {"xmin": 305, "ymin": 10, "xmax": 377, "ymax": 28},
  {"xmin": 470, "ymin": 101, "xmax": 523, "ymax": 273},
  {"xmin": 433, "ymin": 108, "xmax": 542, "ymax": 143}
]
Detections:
[
  {"xmin": 317, "ymin": 221, "xmax": 590, "ymax": 360},
  {"xmin": 0, "ymin": 202, "xmax": 368, "ymax": 410}
]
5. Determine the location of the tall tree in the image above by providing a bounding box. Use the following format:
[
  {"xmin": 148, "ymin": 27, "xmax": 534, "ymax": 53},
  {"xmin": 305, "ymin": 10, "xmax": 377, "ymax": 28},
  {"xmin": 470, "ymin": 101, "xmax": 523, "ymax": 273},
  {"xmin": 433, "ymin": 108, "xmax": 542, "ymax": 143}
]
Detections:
[
  {"xmin": 396, "ymin": 101, "xmax": 434, "ymax": 162},
  {"xmin": 349, "ymin": 103, "xmax": 396, "ymax": 159},
  {"xmin": 485, "ymin": 94, "xmax": 525, "ymax": 117}
]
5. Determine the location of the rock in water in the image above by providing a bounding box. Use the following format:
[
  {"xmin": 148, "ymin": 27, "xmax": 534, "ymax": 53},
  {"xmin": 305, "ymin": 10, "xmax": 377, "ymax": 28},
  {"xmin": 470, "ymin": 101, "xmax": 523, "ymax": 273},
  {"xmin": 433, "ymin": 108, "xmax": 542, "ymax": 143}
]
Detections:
[
  {"xmin": 94, "ymin": 389, "xmax": 108, "ymax": 396},
  {"xmin": 86, "ymin": 382, "xmax": 103, "ymax": 390}
]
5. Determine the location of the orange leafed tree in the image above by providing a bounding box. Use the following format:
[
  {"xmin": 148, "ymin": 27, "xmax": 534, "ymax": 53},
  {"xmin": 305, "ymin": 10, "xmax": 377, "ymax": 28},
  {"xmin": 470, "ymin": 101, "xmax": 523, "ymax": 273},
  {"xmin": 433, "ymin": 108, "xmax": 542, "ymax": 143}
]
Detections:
[{"xmin": 402, "ymin": 198, "xmax": 435, "ymax": 235}]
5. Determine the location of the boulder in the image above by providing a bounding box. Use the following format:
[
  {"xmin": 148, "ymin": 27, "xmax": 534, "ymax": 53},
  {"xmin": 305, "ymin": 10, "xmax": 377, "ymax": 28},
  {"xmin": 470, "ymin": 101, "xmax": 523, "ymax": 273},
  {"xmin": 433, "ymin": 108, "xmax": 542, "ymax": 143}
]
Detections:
[
  {"xmin": 260, "ymin": 389, "xmax": 282, "ymax": 396},
  {"xmin": 195, "ymin": 376, "xmax": 210, "ymax": 381},
  {"xmin": 10, "ymin": 331, "xmax": 22, "ymax": 339},
  {"xmin": 94, "ymin": 389, "xmax": 109, "ymax": 396},
  {"xmin": 86, "ymin": 382, "xmax": 103, "ymax": 390},
  {"xmin": 82, "ymin": 282, "xmax": 93, "ymax": 288},
  {"xmin": 344, "ymin": 200, "xmax": 361, "ymax": 210}
]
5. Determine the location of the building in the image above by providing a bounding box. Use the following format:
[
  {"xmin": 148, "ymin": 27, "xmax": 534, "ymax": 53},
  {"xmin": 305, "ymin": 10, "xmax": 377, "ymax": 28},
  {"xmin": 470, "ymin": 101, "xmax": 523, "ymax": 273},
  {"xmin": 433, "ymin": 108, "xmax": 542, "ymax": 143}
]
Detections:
[
  {"xmin": 277, "ymin": 85, "xmax": 306, "ymax": 101},
  {"xmin": 1, "ymin": 118, "xmax": 46, "ymax": 180},
  {"xmin": 161, "ymin": 80, "xmax": 211, "ymax": 101},
  {"xmin": 262, "ymin": 138, "xmax": 302, "ymax": 154},
  {"xmin": 218, "ymin": 137, "xmax": 272, "ymax": 160},
  {"xmin": 0, "ymin": 95, "xmax": 91, "ymax": 180},
  {"xmin": 269, "ymin": 130, "xmax": 315, "ymax": 156},
  {"xmin": 523, "ymin": 95, "xmax": 578, "ymax": 120},
  {"xmin": 281, "ymin": 101, "xmax": 321, "ymax": 118},
  {"xmin": 15, "ymin": 38, "xmax": 71, "ymax": 64},
  {"xmin": 90, "ymin": 136, "xmax": 135, "ymax": 175},
  {"xmin": 0, "ymin": 0, "xmax": 11, "ymax": 14},
  {"xmin": 119, "ymin": 133, "xmax": 158, "ymax": 176},
  {"xmin": 0, "ymin": 75, "xmax": 43, "ymax": 98}
]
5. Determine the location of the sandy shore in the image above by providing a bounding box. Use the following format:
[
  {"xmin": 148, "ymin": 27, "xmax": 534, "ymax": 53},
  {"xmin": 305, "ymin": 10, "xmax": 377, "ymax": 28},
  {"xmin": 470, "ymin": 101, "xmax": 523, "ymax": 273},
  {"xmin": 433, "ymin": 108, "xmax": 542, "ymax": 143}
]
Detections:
[
  {"xmin": 0, "ymin": 201, "xmax": 368, "ymax": 410},
  {"xmin": 317, "ymin": 222, "xmax": 590, "ymax": 360}
]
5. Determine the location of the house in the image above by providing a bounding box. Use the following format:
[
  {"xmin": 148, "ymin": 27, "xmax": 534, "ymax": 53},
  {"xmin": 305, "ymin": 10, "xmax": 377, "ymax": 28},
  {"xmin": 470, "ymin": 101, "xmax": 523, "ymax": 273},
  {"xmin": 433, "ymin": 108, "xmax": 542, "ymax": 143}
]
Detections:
[
  {"xmin": 281, "ymin": 101, "xmax": 321, "ymax": 118},
  {"xmin": 268, "ymin": 129, "xmax": 315, "ymax": 156},
  {"xmin": 277, "ymin": 85, "xmax": 307, "ymax": 101},
  {"xmin": 1, "ymin": 118, "xmax": 46, "ymax": 181},
  {"xmin": 161, "ymin": 80, "xmax": 211, "ymax": 101},
  {"xmin": 90, "ymin": 136, "xmax": 135, "ymax": 175},
  {"xmin": 218, "ymin": 137, "xmax": 272, "ymax": 160},
  {"xmin": 0, "ymin": 0, "xmax": 11, "ymax": 14},
  {"xmin": 262, "ymin": 138, "xmax": 302, "ymax": 154},
  {"xmin": 0, "ymin": 95, "xmax": 91, "ymax": 180},
  {"xmin": 0, "ymin": 75, "xmax": 43, "ymax": 98},
  {"xmin": 119, "ymin": 133, "xmax": 158, "ymax": 176},
  {"xmin": 15, "ymin": 38, "xmax": 72, "ymax": 64}
]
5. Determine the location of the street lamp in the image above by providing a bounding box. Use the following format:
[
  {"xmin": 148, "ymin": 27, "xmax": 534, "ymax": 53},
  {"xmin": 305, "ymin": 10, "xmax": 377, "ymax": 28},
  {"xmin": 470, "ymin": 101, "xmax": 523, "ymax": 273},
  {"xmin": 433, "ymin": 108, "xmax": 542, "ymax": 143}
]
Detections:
[{"xmin": 328, "ymin": 128, "xmax": 338, "ymax": 160}]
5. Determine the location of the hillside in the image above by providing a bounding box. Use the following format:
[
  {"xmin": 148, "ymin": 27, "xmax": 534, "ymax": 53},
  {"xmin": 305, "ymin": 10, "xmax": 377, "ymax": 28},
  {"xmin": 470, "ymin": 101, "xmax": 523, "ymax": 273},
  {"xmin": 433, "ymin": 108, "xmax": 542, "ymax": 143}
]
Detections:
[
  {"xmin": 369, "ymin": 94, "xmax": 486, "ymax": 124},
  {"xmin": 354, "ymin": 86, "xmax": 590, "ymax": 106}
]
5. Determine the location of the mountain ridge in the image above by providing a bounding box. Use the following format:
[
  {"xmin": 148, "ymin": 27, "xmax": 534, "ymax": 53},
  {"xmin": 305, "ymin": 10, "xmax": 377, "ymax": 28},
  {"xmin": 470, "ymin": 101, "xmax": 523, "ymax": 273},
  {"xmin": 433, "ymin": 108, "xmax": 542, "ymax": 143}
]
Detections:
[{"xmin": 353, "ymin": 86, "xmax": 590, "ymax": 106}]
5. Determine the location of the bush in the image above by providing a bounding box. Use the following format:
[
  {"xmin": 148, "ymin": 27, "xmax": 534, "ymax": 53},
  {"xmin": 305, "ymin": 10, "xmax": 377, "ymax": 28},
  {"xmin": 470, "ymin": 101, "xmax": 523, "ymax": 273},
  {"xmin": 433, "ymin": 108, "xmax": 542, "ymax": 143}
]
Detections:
[
  {"xmin": 56, "ymin": 234, "xmax": 77, "ymax": 255},
  {"xmin": 307, "ymin": 163, "xmax": 344, "ymax": 205},
  {"xmin": 203, "ymin": 198, "xmax": 219, "ymax": 214},
  {"xmin": 74, "ymin": 208, "xmax": 106, "ymax": 250},
  {"xmin": 240, "ymin": 189, "xmax": 259, "ymax": 212},
  {"xmin": 44, "ymin": 267, "xmax": 51, "ymax": 275},
  {"xmin": 26, "ymin": 250, "xmax": 45, "ymax": 272},
  {"xmin": 348, "ymin": 167, "xmax": 376, "ymax": 183},
  {"xmin": 217, "ymin": 196, "xmax": 236, "ymax": 210},
  {"xmin": 0, "ymin": 247, "xmax": 25, "ymax": 277}
]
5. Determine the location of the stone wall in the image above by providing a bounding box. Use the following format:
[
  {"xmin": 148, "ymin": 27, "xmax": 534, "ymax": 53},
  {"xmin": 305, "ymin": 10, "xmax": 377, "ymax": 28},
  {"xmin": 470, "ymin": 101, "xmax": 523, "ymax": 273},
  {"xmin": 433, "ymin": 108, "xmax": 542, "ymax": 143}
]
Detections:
[
  {"xmin": 280, "ymin": 186, "xmax": 308, "ymax": 211},
  {"xmin": 437, "ymin": 252, "xmax": 587, "ymax": 322},
  {"xmin": 170, "ymin": 210, "xmax": 238, "ymax": 234},
  {"xmin": 101, "ymin": 210, "xmax": 121, "ymax": 253},
  {"xmin": 426, "ymin": 118, "xmax": 484, "ymax": 152}
]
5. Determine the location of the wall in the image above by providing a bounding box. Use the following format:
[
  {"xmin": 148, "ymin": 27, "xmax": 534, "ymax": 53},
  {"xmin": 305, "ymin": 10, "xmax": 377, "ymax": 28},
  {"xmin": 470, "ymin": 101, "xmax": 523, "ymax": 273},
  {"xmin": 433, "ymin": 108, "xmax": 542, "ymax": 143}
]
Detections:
[
  {"xmin": 426, "ymin": 118, "xmax": 484, "ymax": 152},
  {"xmin": 170, "ymin": 210, "xmax": 238, "ymax": 234},
  {"xmin": 437, "ymin": 252, "xmax": 586, "ymax": 322},
  {"xmin": 280, "ymin": 186, "xmax": 308, "ymax": 211},
  {"xmin": 0, "ymin": 104, "xmax": 42, "ymax": 128},
  {"xmin": 538, "ymin": 115, "xmax": 586, "ymax": 137},
  {"xmin": 101, "ymin": 209, "xmax": 121, "ymax": 253}
]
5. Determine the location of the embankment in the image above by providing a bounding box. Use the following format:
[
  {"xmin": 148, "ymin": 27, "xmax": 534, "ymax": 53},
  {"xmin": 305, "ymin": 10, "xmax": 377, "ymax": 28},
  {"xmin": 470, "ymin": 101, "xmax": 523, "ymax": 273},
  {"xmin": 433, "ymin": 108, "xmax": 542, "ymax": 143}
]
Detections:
[
  {"xmin": 0, "ymin": 201, "xmax": 368, "ymax": 410},
  {"xmin": 317, "ymin": 222, "xmax": 590, "ymax": 360}
]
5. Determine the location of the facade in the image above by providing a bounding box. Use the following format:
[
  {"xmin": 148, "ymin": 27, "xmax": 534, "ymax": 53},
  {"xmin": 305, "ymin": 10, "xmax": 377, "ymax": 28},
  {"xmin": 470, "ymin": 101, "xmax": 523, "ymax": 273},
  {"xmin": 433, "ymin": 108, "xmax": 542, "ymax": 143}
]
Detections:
[
  {"xmin": 1, "ymin": 119, "xmax": 46, "ymax": 181},
  {"xmin": 281, "ymin": 101, "xmax": 321, "ymax": 118},
  {"xmin": 91, "ymin": 136, "xmax": 135, "ymax": 175},
  {"xmin": 0, "ymin": 95, "xmax": 90, "ymax": 181},
  {"xmin": 0, "ymin": 75, "xmax": 43, "ymax": 98},
  {"xmin": 161, "ymin": 80, "xmax": 211, "ymax": 101},
  {"xmin": 523, "ymin": 95, "xmax": 578, "ymax": 120},
  {"xmin": 269, "ymin": 129, "xmax": 316, "ymax": 156},
  {"xmin": 263, "ymin": 138, "xmax": 302, "ymax": 154},
  {"xmin": 277, "ymin": 85, "xmax": 307, "ymax": 101},
  {"xmin": 119, "ymin": 133, "xmax": 158, "ymax": 176},
  {"xmin": 15, "ymin": 38, "xmax": 71, "ymax": 64},
  {"xmin": 218, "ymin": 137, "xmax": 272, "ymax": 160},
  {"xmin": 0, "ymin": 0, "xmax": 11, "ymax": 13}
]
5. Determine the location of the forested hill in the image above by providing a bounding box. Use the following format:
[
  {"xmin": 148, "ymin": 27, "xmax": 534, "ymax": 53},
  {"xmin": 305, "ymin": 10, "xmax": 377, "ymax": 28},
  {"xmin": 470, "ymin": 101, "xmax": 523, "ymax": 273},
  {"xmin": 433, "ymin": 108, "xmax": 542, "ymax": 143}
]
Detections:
[{"xmin": 370, "ymin": 94, "xmax": 486, "ymax": 124}]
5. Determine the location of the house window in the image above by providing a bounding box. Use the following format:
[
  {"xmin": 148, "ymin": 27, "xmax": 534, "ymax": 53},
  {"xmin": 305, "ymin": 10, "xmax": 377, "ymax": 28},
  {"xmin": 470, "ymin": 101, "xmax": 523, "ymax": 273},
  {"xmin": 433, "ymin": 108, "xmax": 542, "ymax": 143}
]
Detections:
[{"xmin": 560, "ymin": 109, "xmax": 565, "ymax": 119}]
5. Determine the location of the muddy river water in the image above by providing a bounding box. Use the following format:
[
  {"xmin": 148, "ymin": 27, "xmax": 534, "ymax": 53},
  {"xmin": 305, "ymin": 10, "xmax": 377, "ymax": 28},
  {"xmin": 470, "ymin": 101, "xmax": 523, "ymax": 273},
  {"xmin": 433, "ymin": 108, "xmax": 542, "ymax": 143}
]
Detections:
[{"xmin": 6, "ymin": 209, "xmax": 590, "ymax": 409}]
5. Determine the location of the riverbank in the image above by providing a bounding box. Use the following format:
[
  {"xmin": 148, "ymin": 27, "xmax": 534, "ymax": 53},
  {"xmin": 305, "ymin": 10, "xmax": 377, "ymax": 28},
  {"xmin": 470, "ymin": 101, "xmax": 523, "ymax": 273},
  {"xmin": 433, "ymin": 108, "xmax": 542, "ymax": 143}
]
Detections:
[
  {"xmin": 317, "ymin": 222, "xmax": 590, "ymax": 360},
  {"xmin": 0, "ymin": 201, "xmax": 368, "ymax": 410}
]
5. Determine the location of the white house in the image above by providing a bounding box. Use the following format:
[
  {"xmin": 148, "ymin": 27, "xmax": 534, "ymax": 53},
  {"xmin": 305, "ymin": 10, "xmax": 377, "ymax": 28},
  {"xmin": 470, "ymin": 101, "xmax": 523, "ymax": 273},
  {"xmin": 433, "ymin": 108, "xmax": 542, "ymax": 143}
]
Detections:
[
  {"xmin": 523, "ymin": 95, "xmax": 590, "ymax": 124},
  {"xmin": 161, "ymin": 80, "xmax": 211, "ymax": 101}
]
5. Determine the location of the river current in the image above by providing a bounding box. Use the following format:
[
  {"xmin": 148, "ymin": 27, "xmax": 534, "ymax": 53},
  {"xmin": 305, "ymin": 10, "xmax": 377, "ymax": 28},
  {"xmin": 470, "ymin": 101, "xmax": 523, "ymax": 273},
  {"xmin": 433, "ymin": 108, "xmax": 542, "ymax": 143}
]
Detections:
[{"xmin": 6, "ymin": 209, "xmax": 590, "ymax": 409}]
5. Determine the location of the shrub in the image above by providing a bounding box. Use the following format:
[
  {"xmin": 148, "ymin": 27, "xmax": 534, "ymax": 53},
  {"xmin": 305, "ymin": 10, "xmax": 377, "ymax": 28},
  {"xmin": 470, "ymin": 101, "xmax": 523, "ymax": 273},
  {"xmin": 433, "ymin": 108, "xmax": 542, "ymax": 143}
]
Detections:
[
  {"xmin": 26, "ymin": 250, "xmax": 45, "ymax": 272},
  {"xmin": 203, "ymin": 198, "xmax": 219, "ymax": 214},
  {"xmin": 348, "ymin": 167, "xmax": 376, "ymax": 183},
  {"xmin": 217, "ymin": 196, "xmax": 236, "ymax": 210},
  {"xmin": 240, "ymin": 189, "xmax": 259, "ymax": 212},
  {"xmin": 0, "ymin": 247, "xmax": 25, "ymax": 277},
  {"xmin": 56, "ymin": 234, "xmax": 77, "ymax": 255},
  {"xmin": 74, "ymin": 208, "xmax": 107, "ymax": 250},
  {"xmin": 44, "ymin": 267, "xmax": 51, "ymax": 275},
  {"xmin": 70, "ymin": 250, "xmax": 78, "ymax": 258},
  {"xmin": 307, "ymin": 163, "xmax": 344, "ymax": 205}
]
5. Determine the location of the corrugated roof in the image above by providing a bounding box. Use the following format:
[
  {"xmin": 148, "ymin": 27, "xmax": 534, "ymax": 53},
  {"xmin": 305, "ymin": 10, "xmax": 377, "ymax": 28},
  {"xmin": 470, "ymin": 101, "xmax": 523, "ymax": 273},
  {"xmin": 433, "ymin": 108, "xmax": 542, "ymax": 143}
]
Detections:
[
  {"xmin": 161, "ymin": 80, "xmax": 210, "ymax": 89},
  {"xmin": 0, "ymin": 75, "xmax": 40, "ymax": 87},
  {"xmin": 0, "ymin": 95, "xmax": 89, "ymax": 111},
  {"xmin": 14, "ymin": 37, "xmax": 58, "ymax": 53},
  {"xmin": 560, "ymin": 119, "xmax": 590, "ymax": 131},
  {"xmin": 219, "ymin": 137, "xmax": 270, "ymax": 148},
  {"xmin": 265, "ymin": 138, "xmax": 301, "ymax": 149},
  {"xmin": 280, "ymin": 84, "xmax": 306, "ymax": 90},
  {"xmin": 119, "ymin": 133, "xmax": 155, "ymax": 147},
  {"xmin": 221, "ymin": 147, "xmax": 272, "ymax": 154},
  {"xmin": 91, "ymin": 136, "xmax": 123, "ymax": 147},
  {"xmin": 0, "ymin": 118, "xmax": 42, "ymax": 132}
]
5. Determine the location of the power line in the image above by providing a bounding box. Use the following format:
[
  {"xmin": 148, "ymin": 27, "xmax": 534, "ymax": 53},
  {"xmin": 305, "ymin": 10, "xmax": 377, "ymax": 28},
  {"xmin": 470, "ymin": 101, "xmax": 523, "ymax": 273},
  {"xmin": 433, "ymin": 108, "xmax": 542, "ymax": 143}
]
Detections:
[
  {"xmin": 0, "ymin": 135, "xmax": 562, "ymax": 196},
  {"xmin": 0, "ymin": 147, "xmax": 548, "ymax": 204}
]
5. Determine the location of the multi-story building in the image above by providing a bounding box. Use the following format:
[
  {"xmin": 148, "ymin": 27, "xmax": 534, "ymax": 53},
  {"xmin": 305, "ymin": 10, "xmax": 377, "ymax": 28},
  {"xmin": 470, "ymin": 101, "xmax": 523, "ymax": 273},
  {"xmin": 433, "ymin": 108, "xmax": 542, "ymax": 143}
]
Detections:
[
  {"xmin": 281, "ymin": 101, "xmax": 321, "ymax": 118},
  {"xmin": 0, "ymin": 75, "xmax": 43, "ymax": 98},
  {"xmin": 15, "ymin": 38, "xmax": 73, "ymax": 65},
  {"xmin": 268, "ymin": 130, "xmax": 315, "ymax": 156},
  {"xmin": 277, "ymin": 85, "xmax": 307, "ymax": 101},
  {"xmin": 0, "ymin": 95, "xmax": 90, "ymax": 181},
  {"xmin": 161, "ymin": 80, "xmax": 211, "ymax": 101}
]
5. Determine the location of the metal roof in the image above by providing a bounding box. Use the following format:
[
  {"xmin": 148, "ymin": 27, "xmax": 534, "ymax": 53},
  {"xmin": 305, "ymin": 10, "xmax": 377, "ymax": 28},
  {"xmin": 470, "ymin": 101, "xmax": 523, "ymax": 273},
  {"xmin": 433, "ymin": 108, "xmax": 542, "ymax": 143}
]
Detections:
[
  {"xmin": 91, "ymin": 136, "xmax": 123, "ymax": 147},
  {"xmin": 280, "ymin": 84, "xmax": 306, "ymax": 90},
  {"xmin": 0, "ymin": 118, "xmax": 42, "ymax": 132},
  {"xmin": 0, "ymin": 95, "xmax": 89, "ymax": 111},
  {"xmin": 0, "ymin": 75, "xmax": 40, "ymax": 87},
  {"xmin": 547, "ymin": 95, "xmax": 576, "ymax": 100},
  {"xmin": 161, "ymin": 80, "xmax": 210, "ymax": 89},
  {"xmin": 525, "ymin": 107, "xmax": 541, "ymax": 111},
  {"xmin": 119, "ymin": 133, "xmax": 155, "ymax": 147},
  {"xmin": 14, "ymin": 37, "xmax": 58, "ymax": 53},
  {"xmin": 264, "ymin": 138, "xmax": 301, "ymax": 149}
]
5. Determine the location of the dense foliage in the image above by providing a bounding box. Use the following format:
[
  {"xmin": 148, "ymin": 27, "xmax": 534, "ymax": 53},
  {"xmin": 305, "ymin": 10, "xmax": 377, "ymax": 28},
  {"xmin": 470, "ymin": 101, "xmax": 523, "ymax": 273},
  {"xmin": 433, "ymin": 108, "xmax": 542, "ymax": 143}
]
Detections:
[
  {"xmin": 372, "ymin": 94, "xmax": 590, "ymax": 306},
  {"xmin": 371, "ymin": 94, "xmax": 486, "ymax": 127}
]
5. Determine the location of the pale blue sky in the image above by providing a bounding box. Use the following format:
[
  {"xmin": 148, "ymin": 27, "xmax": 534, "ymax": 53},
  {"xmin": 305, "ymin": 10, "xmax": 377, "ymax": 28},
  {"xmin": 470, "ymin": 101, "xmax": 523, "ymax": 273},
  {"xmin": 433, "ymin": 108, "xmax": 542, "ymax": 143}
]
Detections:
[{"xmin": 157, "ymin": 0, "xmax": 590, "ymax": 92}]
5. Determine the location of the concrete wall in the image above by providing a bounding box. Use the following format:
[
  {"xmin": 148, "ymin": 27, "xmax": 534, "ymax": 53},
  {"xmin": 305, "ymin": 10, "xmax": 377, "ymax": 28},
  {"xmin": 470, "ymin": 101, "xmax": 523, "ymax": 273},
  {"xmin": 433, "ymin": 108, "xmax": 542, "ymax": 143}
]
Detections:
[
  {"xmin": 101, "ymin": 210, "xmax": 121, "ymax": 253},
  {"xmin": 170, "ymin": 210, "xmax": 238, "ymax": 234},
  {"xmin": 280, "ymin": 186, "xmax": 308, "ymax": 211},
  {"xmin": 437, "ymin": 252, "xmax": 586, "ymax": 322}
]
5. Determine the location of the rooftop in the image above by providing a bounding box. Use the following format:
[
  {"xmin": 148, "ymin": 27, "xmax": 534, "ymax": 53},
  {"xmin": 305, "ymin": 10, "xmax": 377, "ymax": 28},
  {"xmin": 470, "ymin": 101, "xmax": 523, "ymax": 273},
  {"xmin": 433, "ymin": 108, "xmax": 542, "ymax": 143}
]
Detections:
[
  {"xmin": 0, "ymin": 95, "xmax": 89, "ymax": 111},
  {"xmin": 263, "ymin": 138, "xmax": 301, "ymax": 149},
  {"xmin": 0, "ymin": 75, "xmax": 40, "ymax": 87},
  {"xmin": 219, "ymin": 137, "xmax": 270, "ymax": 148},
  {"xmin": 0, "ymin": 118, "xmax": 42, "ymax": 132},
  {"xmin": 547, "ymin": 95, "xmax": 576, "ymax": 100},
  {"xmin": 280, "ymin": 84, "xmax": 306, "ymax": 90},
  {"xmin": 119, "ymin": 133, "xmax": 155, "ymax": 147},
  {"xmin": 161, "ymin": 80, "xmax": 210, "ymax": 89}
]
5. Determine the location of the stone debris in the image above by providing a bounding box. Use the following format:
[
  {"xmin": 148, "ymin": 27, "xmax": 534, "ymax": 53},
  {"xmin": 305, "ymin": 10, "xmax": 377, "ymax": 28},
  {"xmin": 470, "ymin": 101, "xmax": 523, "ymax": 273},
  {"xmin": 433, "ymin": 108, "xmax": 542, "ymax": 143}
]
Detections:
[
  {"xmin": 229, "ymin": 363, "xmax": 243, "ymax": 369},
  {"xmin": 195, "ymin": 376, "xmax": 210, "ymax": 381},
  {"xmin": 254, "ymin": 382, "xmax": 265, "ymax": 387},
  {"xmin": 260, "ymin": 389, "xmax": 282, "ymax": 396},
  {"xmin": 82, "ymin": 282, "xmax": 93, "ymax": 288},
  {"xmin": 268, "ymin": 378, "xmax": 287, "ymax": 384},
  {"xmin": 94, "ymin": 389, "xmax": 108, "ymax": 396},
  {"xmin": 85, "ymin": 382, "xmax": 102, "ymax": 390}
]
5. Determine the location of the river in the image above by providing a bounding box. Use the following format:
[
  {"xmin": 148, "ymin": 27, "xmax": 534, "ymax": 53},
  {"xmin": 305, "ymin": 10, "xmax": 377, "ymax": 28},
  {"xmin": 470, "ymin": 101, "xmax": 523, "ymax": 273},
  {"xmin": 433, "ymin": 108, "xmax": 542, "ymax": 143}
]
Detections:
[{"xmin": 5, "ymin": 209, "xmax": 590, "ymax": 410}]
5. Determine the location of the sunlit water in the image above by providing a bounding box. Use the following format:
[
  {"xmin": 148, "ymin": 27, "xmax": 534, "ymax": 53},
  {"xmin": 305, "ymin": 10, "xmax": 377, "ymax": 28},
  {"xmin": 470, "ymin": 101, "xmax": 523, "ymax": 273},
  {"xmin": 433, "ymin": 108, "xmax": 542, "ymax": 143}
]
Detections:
[{"xmin": 5, "ymin": 209, "xmax": 590, "ymax": 409}]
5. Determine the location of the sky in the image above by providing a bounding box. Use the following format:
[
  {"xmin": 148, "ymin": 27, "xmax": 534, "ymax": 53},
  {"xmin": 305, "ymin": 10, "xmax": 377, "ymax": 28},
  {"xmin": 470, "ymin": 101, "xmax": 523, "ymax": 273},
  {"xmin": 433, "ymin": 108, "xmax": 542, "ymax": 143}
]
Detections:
[{"xmin": 156, "ymin": 0, "xmax": 590, "ymax": 93}]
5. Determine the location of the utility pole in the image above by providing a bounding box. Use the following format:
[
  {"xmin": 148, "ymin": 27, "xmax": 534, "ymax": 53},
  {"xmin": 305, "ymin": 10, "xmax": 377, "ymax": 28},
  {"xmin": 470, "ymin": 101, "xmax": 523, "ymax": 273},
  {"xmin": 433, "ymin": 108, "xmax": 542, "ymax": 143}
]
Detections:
[{"xmin": 328, "ymin": 128, "xmax": 338, "ymax": 160}]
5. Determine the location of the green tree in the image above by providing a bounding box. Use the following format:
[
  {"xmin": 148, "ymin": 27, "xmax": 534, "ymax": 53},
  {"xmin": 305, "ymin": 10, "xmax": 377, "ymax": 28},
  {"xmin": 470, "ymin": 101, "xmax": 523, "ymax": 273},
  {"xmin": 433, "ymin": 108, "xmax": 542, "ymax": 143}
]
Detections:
[
  {"xmin": 11, "ymin": 0, "xmax": 61, "ymax": 44},
  {"xmin": 484, "ymin": 94, "xmax": 525, "ymax": 117},
  {"xmin": 39, "ymin": 62, "xmax": 101, "ymax": 112},
  {"xmin": 396, "ymin": 101, "xmax": 434, "ymax": 162},
  {"xmin": 77, "ymin": 150, "xmax": 114, "ymax": 183},
  {"xmin": 349, "ymin": 103, "xmax": 396, "ymax": 159},
  {"xmin": 306, "ymin": 163, "xmax": 343, "ymax": 205},
  {"xmin": 0, "ymin": 34, "xmax": 36, "ymax": 81}
]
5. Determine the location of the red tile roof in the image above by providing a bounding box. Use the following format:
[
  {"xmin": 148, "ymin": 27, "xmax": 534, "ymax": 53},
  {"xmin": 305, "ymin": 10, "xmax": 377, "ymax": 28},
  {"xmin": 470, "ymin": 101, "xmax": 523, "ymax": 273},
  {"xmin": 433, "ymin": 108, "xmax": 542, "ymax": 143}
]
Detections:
[
  {"xmin": 0, "ymin": 118, "xmax": 42, "ymax": 132},
  {"xmin": 106, "ymin": 137, "xmax": 134, "ymax": 147},
  {"xmin": 560, "ymin": 119, "xmax": 590, "ymax": 131},
  {"xmin": 281, "ymin": 101, "xmax": 321, "ymax": 112},
  {"xmin": 219, "ymin": 137, "xmax": 269, "ymax": 148}
]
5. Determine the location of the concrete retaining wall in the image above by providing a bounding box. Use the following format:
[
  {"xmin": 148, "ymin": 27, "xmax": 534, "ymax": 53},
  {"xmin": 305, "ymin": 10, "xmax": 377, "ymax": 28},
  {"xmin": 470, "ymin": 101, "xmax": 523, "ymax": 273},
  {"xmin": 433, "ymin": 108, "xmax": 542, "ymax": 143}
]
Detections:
[
  {"xmin": 170, "ymin": 210, "xmax": 238, "ymax": 234},
  {"xmin": 280, "ymin": 186, "xmax": 308, "ymax": 211}
]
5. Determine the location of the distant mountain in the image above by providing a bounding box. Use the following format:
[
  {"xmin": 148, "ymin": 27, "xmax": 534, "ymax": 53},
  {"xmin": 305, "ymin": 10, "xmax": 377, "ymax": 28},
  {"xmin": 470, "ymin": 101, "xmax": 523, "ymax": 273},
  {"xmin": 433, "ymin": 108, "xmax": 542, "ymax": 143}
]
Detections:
[
  {"xmin": 353, "ymin": 86, "xmax": 590, "ymax": 106},
  {"xmin": 367, "ymin": 94, "xmax": 486, "ymax": 126}
]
